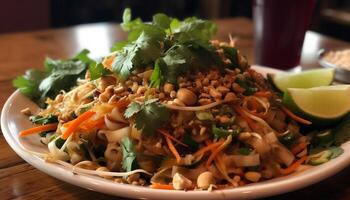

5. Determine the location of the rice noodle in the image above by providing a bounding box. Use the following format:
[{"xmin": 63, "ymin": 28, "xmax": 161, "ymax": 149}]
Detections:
[
  {"xmin": 164, "ymin": 100, "xmax": 232, "ymax": 111},
  {"xmin": 242, "ymin": 109, "xmax": 276, "ymax": 133},
  {"xmin": 242, "ymin": 96, "xmax": 270, "ymax": 115},
  {"xmin": 231, "ymin": 154, "xmax": 260, "ymax": 167},
  {"xmin": 54, "ymin": 160, "xmax": 152, "ymax": 176}
]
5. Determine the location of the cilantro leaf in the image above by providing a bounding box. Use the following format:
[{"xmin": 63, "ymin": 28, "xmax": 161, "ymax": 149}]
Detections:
[
  {"xmin": 13, "ymin": 49, "xmax": 94, "ymax": 107},
  {"xmin": 173, "ymin": 17, "xmax": 217, "ymax": 47},
  {"xmin": 110, "ymin": 41, "xmax": 129, "ymax": 52},
  {"xmin": 222, "ymin": 46, "xmax": 239, "ymax": 68},
  {"xmin": 212, "ymin": 124, "xmax": 240, "ymax": 139},
  {"xmin": 111, "ymin": 31, "xmax": 165, "ymax": 80},
  {"xmin": 29, "ymin": 114, "xmax": 58, "ymax": 125},
  {"xmin": 39, "ymin": 58, "xmax": 87, "ymax": 99},
  {"xmin": 124, "ymin": 99, "xmax": 170, "ymax": 135},
  {"xmin": 153, "ymin": 13, "xmax": 171, "ymax": 29},
  {"xmin": 89, "ymin": 62, "xmax": 111, "ymax": 80},
  {"xmin": 161, "ymin": 45, "xmax": 192, "ymax": 84},
  {"xmin": 121, "ymin": 137, "xmax": 137, "ymax": 172},
  {"xmin": 149, "ymin": 59, "xmax": 166, "ymax": 88},
  {"xmin": 13, "ymin": 69, "xmax": 46, "ymax": 103},
  {"xmin": 124, "ymin": 102, "xmax": 142, "ymax": 118}
]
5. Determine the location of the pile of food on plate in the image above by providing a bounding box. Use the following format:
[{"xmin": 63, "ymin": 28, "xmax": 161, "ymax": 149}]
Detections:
[{"xmin": 13, "ymin": 9, "xmax": 350, "ymax": 191}]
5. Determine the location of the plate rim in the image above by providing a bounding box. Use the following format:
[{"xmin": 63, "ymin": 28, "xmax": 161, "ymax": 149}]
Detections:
[{"xmin": 2, "ymin": 65, "xmax": 350, "ymax": 200}]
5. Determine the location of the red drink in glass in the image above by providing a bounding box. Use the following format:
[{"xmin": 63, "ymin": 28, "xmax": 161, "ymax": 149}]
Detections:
[{"xmin": 253, "ymin": 0, "xmax": 317, "ymax": 69}]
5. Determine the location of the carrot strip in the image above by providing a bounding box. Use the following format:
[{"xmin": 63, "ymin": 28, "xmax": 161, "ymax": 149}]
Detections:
[
  {"xmin": 61, "ymin": 111, "xmax": 96, "ymax": 139},
  {"xmin": 80, "ymin": 117, "xmax": 105, "ymax": 131},
  {"xmin": 280, "ymin": 156, "xmax": 307, "ymax": 175},
  {"xmin": 206, "ymin": 137, "xmax": 231, "ymax": 167},
  {"xmin": 157, "ymin": 129, "xmax": 188, "ymax": 147},
  {"xmin": 291, "ymin": 142, "xmax": 309, "ymax": 155},
  {"xmin": 150, "ymin": 183, "xmax": 174, "ymax": 190},
  {"xmin": 193, "ymin": 141, "xmax": 224, "ymax": 158},
  {"xmin": 19, "ymin": 123, "xmax": 58, "ymax": 137},
  {"xmin": 254, "ymin": 91, "xmax": 271, "ymax": 98},
  {"xmin": 281, "ymin": 106, "xmax": 312, "ymax": 125},
  {"xmin": 165, "ymin": 136, "xmax": 181, "ymax": 163},
  {"xmin": 234, "ymin": 106, "xmax": 258, "ymax": 130}
]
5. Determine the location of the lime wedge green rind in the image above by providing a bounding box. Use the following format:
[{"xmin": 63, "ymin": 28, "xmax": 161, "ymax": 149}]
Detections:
[
  {"xmin": 283, "ymin": 85, "xmax": 350, "ymax": 126},
  {"xmin": 268, "ymin": 68, "xmax": 335, "ymax": 93}
]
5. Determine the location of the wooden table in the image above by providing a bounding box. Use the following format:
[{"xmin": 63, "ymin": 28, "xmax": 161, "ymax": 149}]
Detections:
[{"xmin": 0, "ymin": 18, "xmax": 349, "ymax": 200}]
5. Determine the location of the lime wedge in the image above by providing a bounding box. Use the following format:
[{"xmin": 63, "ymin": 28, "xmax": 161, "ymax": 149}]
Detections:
[
  {"xmin": 283, "ymin": 85, "xmax": 350, "ymax": 126},
  {"xmin": 268, "ymin": 68, "xmax": 334, "ymax": 92}
]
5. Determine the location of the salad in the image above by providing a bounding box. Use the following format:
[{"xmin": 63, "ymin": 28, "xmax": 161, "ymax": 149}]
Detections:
[{"xmin": 13, "ymin": 9, "xmax": 350, "ymax": 191}]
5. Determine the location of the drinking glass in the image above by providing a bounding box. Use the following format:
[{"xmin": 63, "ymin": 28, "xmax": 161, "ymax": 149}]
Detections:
[{"xmin": 253, "ymin": 0, "xmax": 317, "ymax": 69}]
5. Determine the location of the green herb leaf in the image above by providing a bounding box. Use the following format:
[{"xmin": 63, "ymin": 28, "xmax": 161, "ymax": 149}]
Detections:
[
  {"xmin": 39, "ymin": 58, "xmax": 87, "ymax": 99},
  {"xmin": 153, "ymin": 13, "xmax": 171, "ymax": 29},
  {"xmin": 55, "ymin": 138, "xmax": 66, "ymax": 148},
  {"xmin": 29, "ymin": 114, "xmax": 58, "ymax": 125},
  {"xmin": 333, "ymin": 115, "xmax": 350, "ymax": 146},
  {"xmin": 183, "ymin": 133, "xmax": 199, "ymax": 151},
  {"xmin": 329, "ymin": 146, "xmax": 344, "ymax": 159},
  {"xmin": 222, "ymin": 46, "xmax": 239, "ymax": 68},
  {"xmin": 14, "ymin": 50, "xmax": 93, "ymax": 107},
  {"xmin": 235, "ymin": 78, "xmax": 258, "ymax": 96},
  {"xmin": 212, "ymin": 124, "xmax": 240, "ymax": 139},
  {"xmin": 149, "ymin": 58, "xmax": 166, "ymax": 88},
  {"xmin": 111, "ymin": 41, "xmax": 129, "ymax": 52},
  {"xmin": 124, "ymin": 101, "xmax": 142, "ymax": 118},
  {"xmin": 89, "ymin": 62, "xmax": 111, "ymax": 80},
  {"xmin": 13, "ymin": 69, "xmax": 46, "ymax": 104},
  {"xmin": 111, "ymin": 31, "xmax": 165, "ymax": 80},
  {"xmin": 124, "ymin": 99, "xmax": 170, "ymax": 135},
  {"xmin": 239, "ymin": 147, "xmax": 252, "ymax": 155},
  {"xmin": 121, "ymin": 137, "xmax": 137, "ymax": 172}
]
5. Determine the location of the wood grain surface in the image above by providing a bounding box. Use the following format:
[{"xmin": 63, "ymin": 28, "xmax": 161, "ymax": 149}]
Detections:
[{"xmin": 0, "ymin": 18, "xmax": 349, "ymax": 200}]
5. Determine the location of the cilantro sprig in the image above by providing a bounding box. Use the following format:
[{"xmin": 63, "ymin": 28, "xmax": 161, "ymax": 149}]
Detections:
[
  {"xmin": 124, "ymin": 99, "xmax": 170, "ymax": 136},
  {"xmin": 110, "ymin": 8, "xmax": 235, "ymax": 87},
  {"xmin": 13, "ymin": 50, "xmax": 96, "ymax": 107}
]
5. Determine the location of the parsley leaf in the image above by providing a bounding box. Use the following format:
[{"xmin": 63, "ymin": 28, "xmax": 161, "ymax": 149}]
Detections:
[
  {"xmin": 124, "ymin": 99, "xmax": 170, "ymax": 135},
  {"xmin": 121, "ymin": 137, "xmax": 137, "ymax": 172}
]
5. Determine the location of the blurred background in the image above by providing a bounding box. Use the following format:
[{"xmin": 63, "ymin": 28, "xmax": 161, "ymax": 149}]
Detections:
[{"xmin": 0, "ymin": 0, "xmax": 349, "ymax": 41}]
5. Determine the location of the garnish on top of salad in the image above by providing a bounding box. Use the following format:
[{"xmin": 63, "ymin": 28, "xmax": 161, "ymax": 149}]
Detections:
[{"xmin": 13, "ymin": 9, "xmax": 350, "ymax": 191}]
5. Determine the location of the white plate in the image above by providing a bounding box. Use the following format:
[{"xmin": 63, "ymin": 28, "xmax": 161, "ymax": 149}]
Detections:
[{"xmin": 2, "ymin": 65, "xmax": 350, "ymax": 200}]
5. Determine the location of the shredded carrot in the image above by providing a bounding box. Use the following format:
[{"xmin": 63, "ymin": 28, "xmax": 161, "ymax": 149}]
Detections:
[
  {"xmin": 291, "ymin": 142, "xmax": 309, "ymax": 155},
  {"xmin": 150, "ymin": 183, "xmax": 174, "ymax": 190},
  {"xmin": 61, "ymin": 111, "xmax": 96, "ymax": 139},
  {"xmin": 206, "ymin": 139, "xmax": 229, "ymax": 167},
  {"xmin": 165, "ymin": 136, "xmax": 181, "ymax": 163},
  {"xmin": 280, "ymin": 155, "xmax": 307, "ymax": 175},
  {"xmin": 281, "ymin": 106, "xmax": 312, "ymax": 125},
  {"xmin": 193, "ymin": 141, "xmax": 224, "ymax": 158},
  {"xmin": 234, "ymin": 106, "xmax": 258, "ymax": 131},
  {"xmin": 80, "ymin": 117, "xmax": 105, "ymax": 131},
  {"xmin": 19, "ymin": 123, "xmax": 58, "ymax": 137},
  {"xmin": 157, "ymin": 129, "xmax": 188, "ymax": 147},
  {"xmin": 254, "ymin": 91, "xmax": 271, "ymax": 98}
]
